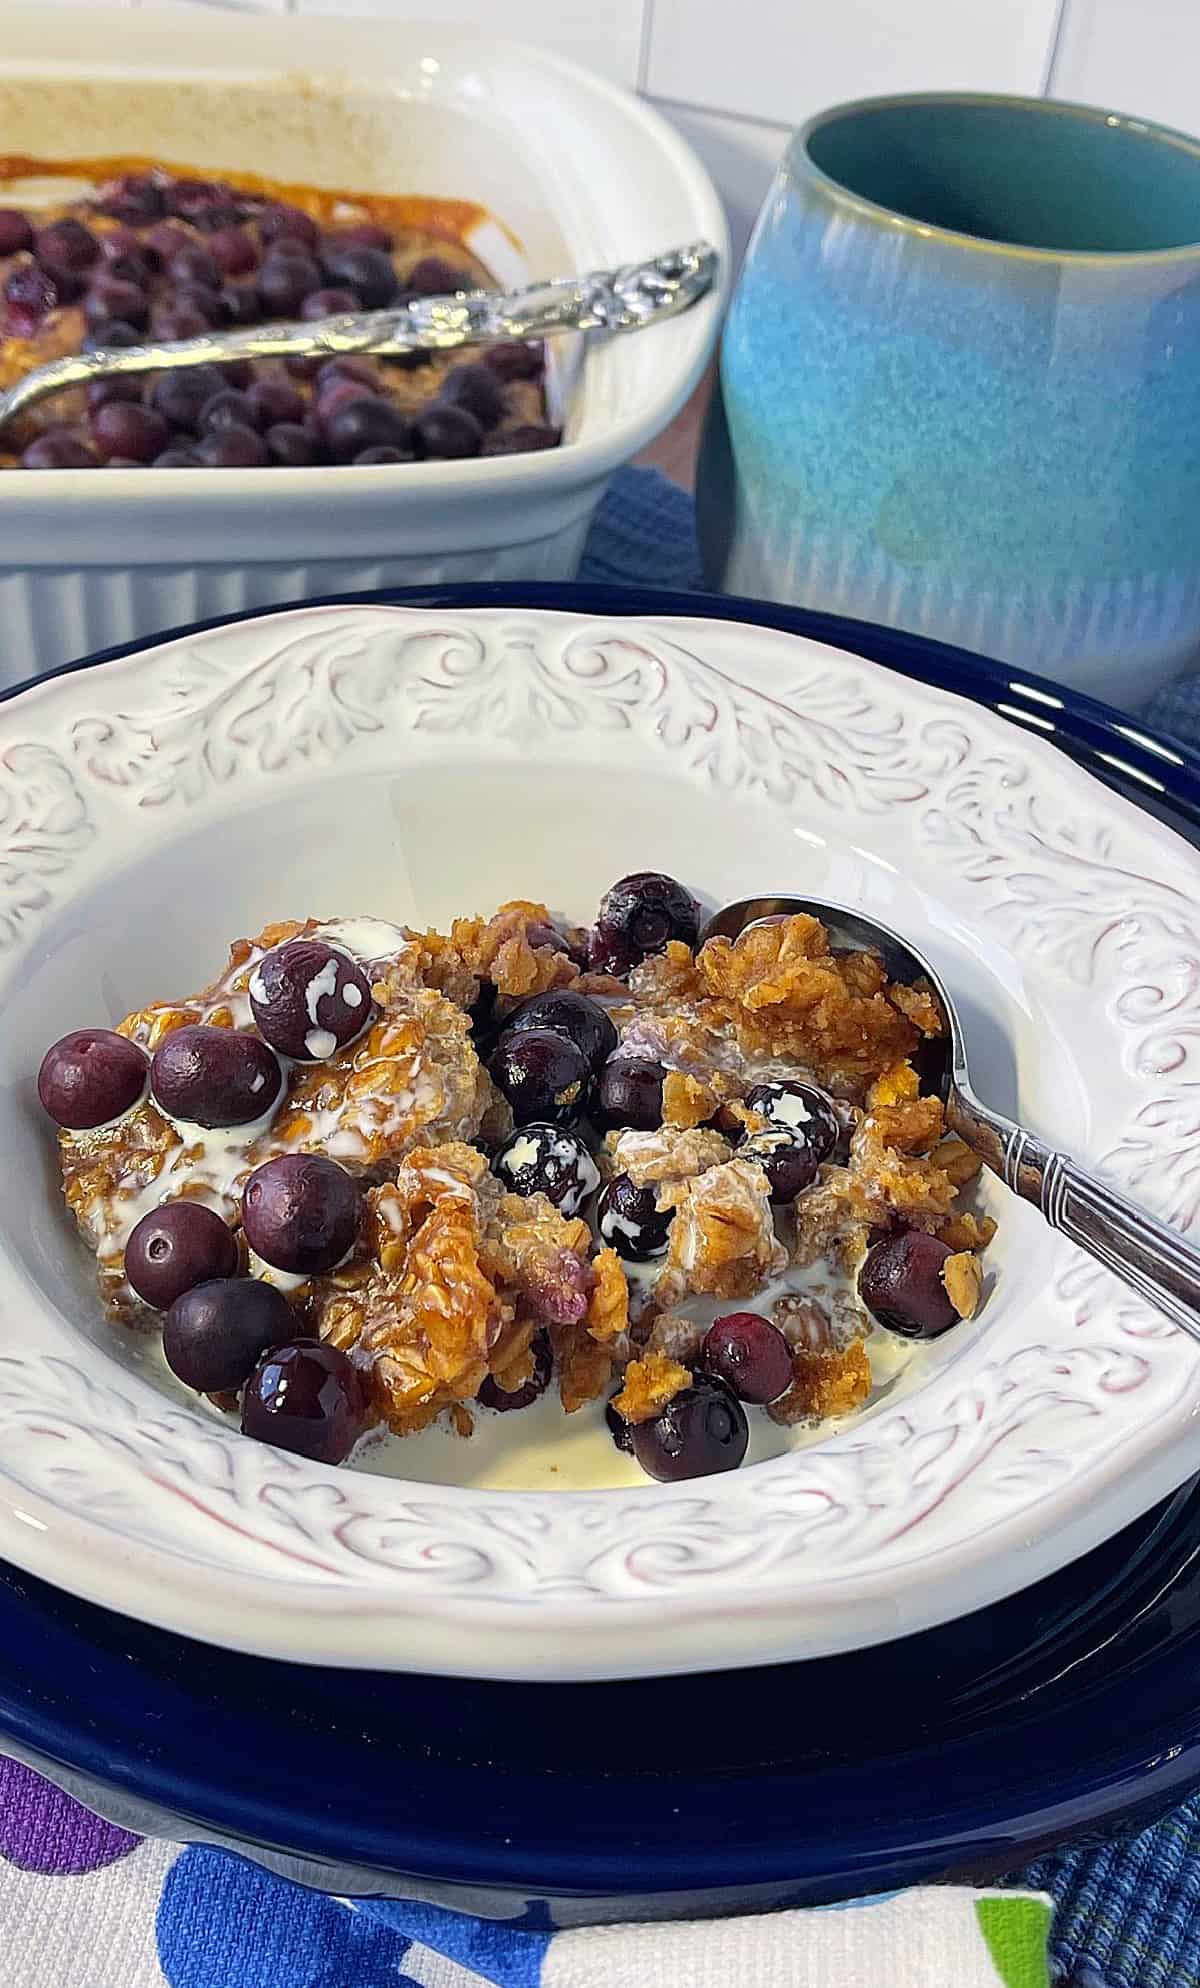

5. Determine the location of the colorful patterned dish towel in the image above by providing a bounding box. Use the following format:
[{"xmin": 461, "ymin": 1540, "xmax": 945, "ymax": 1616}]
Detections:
[{"xmin": 0, "ymin": 1758, "xmax": 1052, "ymax": 1988}]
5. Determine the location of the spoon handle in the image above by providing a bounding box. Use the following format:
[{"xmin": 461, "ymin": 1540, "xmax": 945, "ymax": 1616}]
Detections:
[{"xmin": 950, "ymin": 1094, "xmax": 1200, "ymax": 1343}]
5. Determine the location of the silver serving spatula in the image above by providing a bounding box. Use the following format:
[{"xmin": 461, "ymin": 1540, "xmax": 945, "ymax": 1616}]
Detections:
[{"xmin": 0, "ymin": 240, "xmax": 718, "ymax": 434}]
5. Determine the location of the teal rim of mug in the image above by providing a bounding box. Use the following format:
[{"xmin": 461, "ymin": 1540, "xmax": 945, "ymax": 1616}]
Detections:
[{"xmin": 789, "ymin": 90, "xmax": 1200, "ymax": 267}]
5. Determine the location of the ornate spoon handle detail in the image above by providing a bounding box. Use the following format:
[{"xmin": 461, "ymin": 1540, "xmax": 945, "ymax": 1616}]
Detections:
[
  {"xmin": 0, "ymin": 240, "xmax": 719, "ymax": 433},
  {"xmin": 949, "ymin": 1091, "xmax": 1200, "ymax": 1343}
]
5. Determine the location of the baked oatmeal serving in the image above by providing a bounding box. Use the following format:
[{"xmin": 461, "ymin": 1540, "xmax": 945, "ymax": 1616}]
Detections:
[
  {"xmin": 0, "ymin": 157, "xmax": 555, "ymax": 469},
  {"xmin": 37, "ymin": 877, "xmax": 993, "ymax": 1482}
]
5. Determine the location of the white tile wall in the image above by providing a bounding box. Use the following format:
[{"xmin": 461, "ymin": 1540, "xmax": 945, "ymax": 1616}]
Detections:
[
  {"xmin": 644, "ymin": 0, "xmax": 1063, "ymax": 131},
  {"xmin": 1049, "ymin": 0, "xmax": 1200, "ymax": 135},
  {"xmin": 39, "ymin": 0, "xmax": 1200, "ymax": 263}
]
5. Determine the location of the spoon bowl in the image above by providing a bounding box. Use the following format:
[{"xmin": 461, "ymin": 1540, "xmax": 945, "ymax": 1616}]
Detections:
[{"xmin": 705, "ymin": 893, "xmax": 1200, "ymax": 1345}]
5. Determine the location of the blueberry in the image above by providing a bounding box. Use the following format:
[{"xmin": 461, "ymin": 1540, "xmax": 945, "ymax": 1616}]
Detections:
[
  {"xmin": 483, "ymin": 340, "xmax": 544, "ymax": 380},
  {"xmin": 150, "ymin": 1024, "xmax": 282, "ymax": 1128},
  {"xmin": 319, "ymin": 243, "xmax": 398, "ymax": 309},
  {"xmin": 413, "ymin": 404, "xmax": 483, "ymax": 460},
  {"xmin": 197, "ymin": 389, "xmax": 257, "ymax": 435},
  {"xmin": 82, "ymin": 318, "xmax": 143, "ymax": 356},
  {"xmin": 241, "ymin": 1155, "xmax": 361, "ymax": 1276},
  {"xmin": 245, "ymin": 377, "xmax": 306, "ymax": 428},
  {"xmin": 504, "ymin": 990, "xmax": 616, "ymax": 1072},
  {"xmin": 249, "ymin": 939, "xmax": 373, "ymax": 1059},
  {"xmin": 324, "ymin": 394, "xmax": 413, "ymax": 463},
  {"xmin": 595, "ymin": 1056, "xmax": 666, "ymax": 1131},
  {"xmin": 596, "ymin": 1172, "xmax": 673, "ymax": 1262},
  {"xmin": 206, "ymin": 227, "xmax": 259, "ymax": 277},
  {"xmin": 0, "ymin": 209, "xmax": 33, "ymax": 256},
  {"xmin": 744, "ymin": 1080, "xmax": 839, "ymax": 1162},
  {"xmin": 605, "ymin": 1394, "xmax": 634, "ymax": 1453},
  {"xmin": 163, "ymin": 1276, "xmax": 294, "ymax": 1393},
  {"xmin": 166, "ymin": 244, "xmax": 221, "ymax": 291},
  {"xmin": 491, "ymin": 1028, "xmax": 590, "ymax": 1126},
  {"xmin": 21, "ymin": 432, "xmax": 97, "ymax": 468},
  {"xmin": 83, "ymin": 278, "xmax": 148, "ymax": 330},
  {"xmin": 477, "ymin": 1333, "xmax": 552, "ymax": 1412},
  {"xmin": 35, "ymin": 218, "xmax": 99, "ymax": 274},
  {"xmin": 438, "ymin": 362, "xmax": 506, "ymax": 429},
  {"xmin": 38, "ymin": 1029, "xmax": 147, "ymax": 1129},
  {"xmin": 221, "ymin": 284, "xmax": 261, "ymax": 326},
  {"xmin": 192, "ymin": 424, "xmax": 268, "ymax": 467},
  {"xmin": 257, "ymin": 251, "xmax": 322, "ymax": 316},
  {"xmin": 859, "ymin": 1230, "xmax": 957, "ymax": 1338},
  {"xmin": 322, "ymin": 221, "xmax": 394, "ymax": 253},
  {"xmin": 701, "ymin": 1311, "xmax": 793, "ymax": 1403},
  {"xmin": 631, "ymin": 1381, "xmax": 749, "ymax": 1482},
  {"xmin": 5, "ymin": 262, "xmax": 59, "ymax": 336},
  {"xmin": 405, "ymin": 255, "xmax": 470, "ymax": 296},
  {"xmin": 265, "ymin": 422, "xmax": 323, "ymax": 466},
  {"xmin": 241, "ymin": 1339, "xmax": 366, "ymax": 1464},
  {"xmin": 591, "ymin": 873, "xmax": 700, "ymax": 973},
  {"xmin": 90, "ymin": 401, "xmax": 169, "ymax": 465},
  {"xmin": 491, "ymin": 1123, "xmax": 600, "ymax": 1216},
  {"xmin": 149, "ymin": 363, "xmax": 228, "ymax": 432},
  {"xmin": 259, "ymin": 203, "xmax": 320, "ymax": 250},
  {"xmin": 738, "ymin": 1128, "xmax": 820, "ymax": 1204},
  {"xmin": 299, "ymin": 285, "xmax": 357, "ymax": 321},
  {"xmin": 125, "ymin": 1201, "xmax": 239, "ymax": 1309}
]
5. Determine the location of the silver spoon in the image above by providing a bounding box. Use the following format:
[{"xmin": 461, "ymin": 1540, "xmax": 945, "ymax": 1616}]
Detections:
[
  {"xmin": 0, "ymin": 240, "xmax": 718, "ymax": 435},
  {"xmin": 704, "ymin": 894, "xmax": 1200, "ymax": 1343}
]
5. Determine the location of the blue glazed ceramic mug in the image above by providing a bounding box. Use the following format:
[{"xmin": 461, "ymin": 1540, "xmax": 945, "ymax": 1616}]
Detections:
[{"xmin": 699, "ymin": 93, "xmax": 1200, "ymax": 707}]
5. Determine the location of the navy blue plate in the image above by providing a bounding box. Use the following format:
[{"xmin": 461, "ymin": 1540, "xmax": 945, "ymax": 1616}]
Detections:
[{"xmin": 3, "ymin": 584, "xmax": 1200, "ymax": 1919}]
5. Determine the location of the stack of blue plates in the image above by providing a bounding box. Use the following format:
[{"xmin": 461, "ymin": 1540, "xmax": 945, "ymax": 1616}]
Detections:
[{"xmin": 4, "ymin": 582, "xmax": 1199, "ymax": 1924}]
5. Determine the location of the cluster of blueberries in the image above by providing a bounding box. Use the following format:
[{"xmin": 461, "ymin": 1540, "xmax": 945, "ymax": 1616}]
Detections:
[
  {"xmin": 2, "ymin": 170, "xmax": 556, "ymax": 468},
  {"xmin": 36, "ymin": 874, "xmax": 963, "ymax": 1480}
]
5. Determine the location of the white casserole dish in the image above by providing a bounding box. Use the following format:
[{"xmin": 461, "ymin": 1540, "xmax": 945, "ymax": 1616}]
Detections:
[{"xmin": 0, "ymin": 7, "xmax": 727, "ymax": 684}]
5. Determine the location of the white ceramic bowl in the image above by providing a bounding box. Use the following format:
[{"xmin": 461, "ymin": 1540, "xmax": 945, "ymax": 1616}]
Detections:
[
  {"xmin": 4, "ymin": 598, "xmax": 1200, "ymax": 1680},
  {"xmin": 0, "ymin": 7, "xmax": 727, "ymax": 685}
]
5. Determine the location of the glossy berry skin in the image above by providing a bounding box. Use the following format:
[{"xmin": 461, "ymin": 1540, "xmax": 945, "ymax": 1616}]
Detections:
[
  {"xmin": 245, "ymin": 377, "xmax": 306, "ymax": 428},
  {"xmin": 595, "ymin": 1056, "xmax": 666, "ymax": 1132},
  {"xmin": 605, "ymin": 1394, "xmax": 634, "ymax": 1454},
  {"xmin": 491, "ymin": 1028, "xmax": 590, "ymax": 1127},
  {"xmin": 319, "ymin": 244, "xmax": 399, "ymax": 309},
  {"xmin": 592, "ymin": 872, "xmax": 700, "ymax": 973},
  {"xmin": 21, "ymin": 431, "xmax": 97, "ymax": 468},
  {"xmin": 744, "ymin": 1080, "xmax": 839, "ymax": 1164},
  {"xmin": 90, "ymin": 402, "xmax": 169, "ymax": 465},
  {"xmin": 631, "ymin": 1381, "xmax": 749, "ymax": 1482},
  {"xmin": 193, "ymin": 425, "xmax": 268, "ymax": 467},
  {"xmin": 125, "ymin": 1201, "xmax": 239, "ymax": 1310},
  {"xmin": 504, "ymin": 990, "xmax": 617, "ymax": 1072},
  {"xmin": 84, "ymin": 278, "xmax": 148, "ymax": 329},
  {"xmin": 249, "ymin": 939, "xmax": 373, "ymax": 1059},
  {"xmin": 6, "ymin": 263, "xmax": 60, "ymax": 336},
  {"xmin": 413, "ymin": 404, "xmax": 482, "ymax": 459},
  {"xmin": 163, "ymin": 1276, "xmax": 294, "ymax": 1393},
  {"xmin": 35, "ymin": 218, "xmax": 99, "ymax": 274},
  {"xmin": 259, "ymin": 203, "xmax": 320, "ymax": 250},
  {"xmin": 438, "ymin": 362, "xmax": 507, "ymax": 429},
  {"xmin": 405, "ymin": 254, "xmax": 469, "ymax": 295},
  {"xmin": 477, "ymin": 1333, "xmax": 552, "ymax": 1412},
  {"xmin": 198, "ymin": 389, "xmax": 257, "ymax": 435},
  {"xmin": 266, "ymin": 422, "xmax": 322, "ymax": 466},
  {"xmin": 300, "ymin": 285, "xmax": 357, "ymax": 321},
  {"xmin": 257, "ymin": 252, "xmax": 322, "ymax": 316},
  {"xmin": 150, "ymin": 1024, "xmax": 282, "ymax": 1128},
  {"xmin": 0, "ymin": 209, "xmax": 32, "ymax": 256},
  {"xmin": 149, "ymin": 363, "xmax": 227, "ymax": 432},
  {"xmin": 701, "ymin": 1311, "xmax": 793, "ymax": 1403},
  {"xmin": 241, "ymin": 1155, "xmax": 361, "ymax": 1276},
  {"xmin": 859, "ymin": 1229, "xmax": 957, "ymax": 1338},
  {"xmin": 596, "ymin": 1172, "xmax": 673, "ymax": 1261},
  {"xmin": 324, "ymin": 394, "xmax": 413, "ymax": 463},
  {"xmin": 738, "ymin": 1128, "xmax": 821, "ymax": 1204},
  {"xmin": 241, "ymin": 1339, "xmax": 366, "ymax": 1464},
  {"xmin": 37, "ymin": 1028, "xmax": 147, "ymax": 1129},
  {"xmin": 491, "ymin": 1123, "xmax": 600, "ymax": 1217}
]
